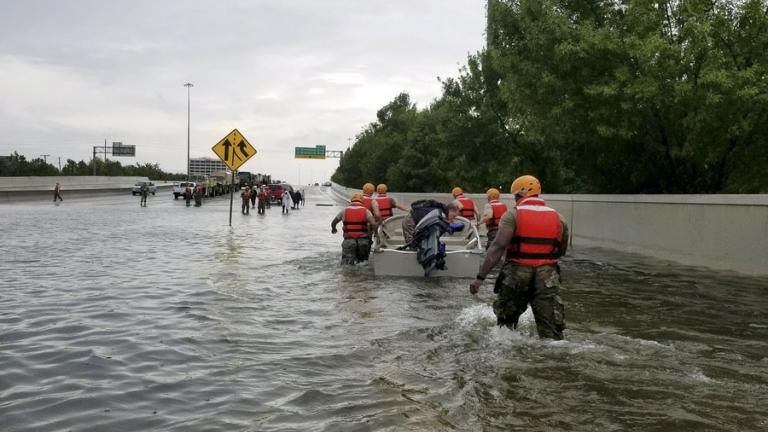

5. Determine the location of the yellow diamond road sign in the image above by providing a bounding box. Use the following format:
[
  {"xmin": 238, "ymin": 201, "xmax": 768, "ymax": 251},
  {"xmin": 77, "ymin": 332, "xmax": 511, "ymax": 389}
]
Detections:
[{"xmin": 211, "ymin": 129, "xmax": 256, "ymax": 171}]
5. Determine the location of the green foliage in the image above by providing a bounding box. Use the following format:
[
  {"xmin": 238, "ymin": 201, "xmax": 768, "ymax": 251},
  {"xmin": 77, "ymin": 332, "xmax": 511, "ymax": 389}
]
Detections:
[
  {"xmin": 0, "ymin": 151, "xmax": 186, "ymax": 180},
  {"xmin": 333, "ymin": 0, "xmax": 768, "ymax": 193}
]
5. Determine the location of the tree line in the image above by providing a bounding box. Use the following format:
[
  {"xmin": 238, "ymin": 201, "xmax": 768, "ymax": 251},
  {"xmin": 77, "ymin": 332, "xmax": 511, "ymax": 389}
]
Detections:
[
  {"xmin": 333, "ymin": 0, "xmax": 768, "ymax": 193},
  {"xmin": 0, "ymin": 152, "xmax": 186, "ymax": 180}
]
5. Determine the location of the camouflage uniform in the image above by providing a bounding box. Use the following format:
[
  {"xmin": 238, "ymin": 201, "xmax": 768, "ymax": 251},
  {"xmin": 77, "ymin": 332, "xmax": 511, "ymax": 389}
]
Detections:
[
  {"xmin": 492, "ymin": 209, "xmax": 569, "ymax": 340},
  {"xmin": 494, "ymin": 262, "xmax": 565, "ymax": 339},
  {"xmin": 341, "ymin": 238, "xmax": 372, "ymax": 264}
]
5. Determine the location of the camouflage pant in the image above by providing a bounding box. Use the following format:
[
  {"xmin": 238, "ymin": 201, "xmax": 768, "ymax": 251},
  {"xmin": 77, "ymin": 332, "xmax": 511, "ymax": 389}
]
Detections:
[
  {"xmin": 494, "ymin": 262, "xmax": 565, "ymax": 339},
  {"xmin": 341, "ymin": 238, "xmax": 371, "ymax": 264}
]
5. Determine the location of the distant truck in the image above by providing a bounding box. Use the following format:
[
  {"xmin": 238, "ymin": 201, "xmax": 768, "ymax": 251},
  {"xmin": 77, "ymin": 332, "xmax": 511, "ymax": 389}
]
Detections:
[
  {"xmin": 210, "ymin": 170, "xmax": 234, "ymax": 196},
  {"xmin": 237, "ymin": 171, "xmax": 252, "ymax": 188}
]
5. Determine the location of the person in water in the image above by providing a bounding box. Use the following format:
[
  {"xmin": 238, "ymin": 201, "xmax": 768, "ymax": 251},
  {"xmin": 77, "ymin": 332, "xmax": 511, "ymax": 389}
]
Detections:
[
  {"xmin": 470, "ymin": 175, "xmax": 569, "ymax": 340},
  {"xmin": 331, "ymin": 193, "xmax": 377, "ymax": 264},
  {"xmin": 479, "ymin": 188, "xmax": 508, "ymax": 248},
  {"xmin": 53, "ymin": 182, "xmax": 63, "ymax": 202}
]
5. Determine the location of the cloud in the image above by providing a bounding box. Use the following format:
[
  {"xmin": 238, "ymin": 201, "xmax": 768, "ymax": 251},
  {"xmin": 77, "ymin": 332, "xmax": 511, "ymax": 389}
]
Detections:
[{"xmin": 0, "ymin": 0, "xmax": 486, "ymax": 183}]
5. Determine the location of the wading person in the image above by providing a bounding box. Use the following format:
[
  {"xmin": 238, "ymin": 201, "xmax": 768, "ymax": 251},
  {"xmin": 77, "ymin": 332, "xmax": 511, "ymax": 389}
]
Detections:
[
  {"xmin": 53, "ymin": 182, "xmax": 63, "ymax": 202},
  {"xmin": 479, "ymin": 188, "xmax": 508, "ymax": 248},
  {"xmin": 184, "ymin": 185, "xmax": 192, "ymax": 207},
  {"xmin": 250, "ymin": 185, "xmax": 257, "ymax": 209},
  {"xmin": 193, "ymin": 185, "xmax": 203, "ymax": 207},
  {"xmin": 372, "ymin": 183, "xmax": 409, "ymax": 222},
  {"xmin": 257, "ymin": 187, "xmax": 268, "ymax": 215},
  {"xmin": 469, "ymin": 175, "xmax": 569, "ymax": 340},
  {"xmin": 241, "ymin": 187, "xmax": 251, "ymax": 215},
  {"xmin": 281, "ymin": 190, "xmax": 292, "ymax": 214},
  {"xmin": 361, "ymin": 183, "xmax": 375, "ymax": 213},
  {"xmin": 140, "ymin": 183, "xmax": 149, "ymax": 207},
  {"xmin": 452, "ymin": 187, "xmax": 478, "ymax": 220},
  {"xmin": 331, "ymin": 193, "xmax": 377, "ymax": 264}
]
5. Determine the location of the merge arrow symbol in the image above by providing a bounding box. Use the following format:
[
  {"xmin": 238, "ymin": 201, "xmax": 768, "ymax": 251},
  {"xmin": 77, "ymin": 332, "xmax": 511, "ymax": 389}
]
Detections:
[
  {"xmin": 237, "ymin": 141, "xmax": 250, "ymax": 158},
  {"xmin": 221, "ymin": 139, "xmax": 232, "ymax": 161}
]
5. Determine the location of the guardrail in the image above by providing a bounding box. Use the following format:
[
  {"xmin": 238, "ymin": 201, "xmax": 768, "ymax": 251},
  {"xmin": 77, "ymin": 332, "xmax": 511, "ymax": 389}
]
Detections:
[{"xmin": 331, "ymin": 182, "xmax": 768, "ymax": 276}]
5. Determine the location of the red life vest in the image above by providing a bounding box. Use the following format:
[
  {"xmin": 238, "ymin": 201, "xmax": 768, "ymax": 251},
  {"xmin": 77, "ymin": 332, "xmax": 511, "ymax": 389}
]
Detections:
[
  {"xmin": 375, "ymin": 194, "xmax": 393, "ymax": 219},
  {"xmin": 362, "ymin": 194, "xmax": 374, "ymax": 212},
  {"xmin": 486, "ymin": 200, "xmax": 508, "ymax": 232},
  {"xmin": 456, "ymin": 195, "xmax": 475, "ymax": 220},
  {"xmin": 506, "ymin": 197, "xmax": 562, "ymax": 267},
  {"xmin": 343, "ymin": 202, "xmax": 370, "ymax": 239}
]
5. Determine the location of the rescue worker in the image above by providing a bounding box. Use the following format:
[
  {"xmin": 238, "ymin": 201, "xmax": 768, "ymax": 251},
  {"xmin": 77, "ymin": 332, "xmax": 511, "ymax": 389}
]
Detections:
[
  {"xmin": 193, "ymin": 184, "xmax": 203, "ymax": 207},
  {"xmin": 479, "ymin": 188, "xmax": 508, "ymax": 248},
  {"xmin": 452, "ymin": 187, "xmax": 478, "ymax": 220},
  {"xmin": 140, "ymin": 183, "xmax": 149, "ymax": 207},
  {"xmin": 361, "ymin": 183, "xmax": 375, "ymax": 213},
  {"xmin": 331, "ymin": 193, "xmax": 377, "ymax": 264},
  {"xmin": 184, "ymin": 185, "xmax": 192, "ymax": 207},
  {"xmin": 257, "ymin": 187, "xmax": 268, "ymax": 215},
  {"xmin": 241, "ymin": 187, "xmax": 251, "ymax": 215},
  {"xmin": 53, "ymin": 182, "xmax": 63, "ymax": 202},
  {"xmin": 469, "ymin": 175, "xmax": 569, "ymax": 340},
  {"xmin": 371, "ymin": 184, "xmax": 408, "ymax": 221}
]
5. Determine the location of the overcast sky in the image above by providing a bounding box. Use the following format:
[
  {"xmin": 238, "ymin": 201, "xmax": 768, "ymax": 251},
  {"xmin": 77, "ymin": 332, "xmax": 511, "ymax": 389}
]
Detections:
[{"xmin": 0, "ymin": 0, "xmax": 486, "ymax": 184}]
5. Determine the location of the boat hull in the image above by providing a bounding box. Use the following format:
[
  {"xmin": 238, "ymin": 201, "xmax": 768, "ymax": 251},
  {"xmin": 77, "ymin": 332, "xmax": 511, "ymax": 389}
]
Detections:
[{"xmin": 373, "ymin": 248, "xmax": 485, "ymax": 277}]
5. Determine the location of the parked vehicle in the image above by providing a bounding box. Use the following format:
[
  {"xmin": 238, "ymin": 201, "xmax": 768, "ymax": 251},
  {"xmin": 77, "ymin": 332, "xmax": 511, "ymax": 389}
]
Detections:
[
  {"xmin": 132, "ymin": 181, "xmax": 157, "ymax": 196},
  {"xmin": 210, "ymin": 170, "xmax": 234, "ymax": 195},
  {"xmin": 237, "ymin": 171, "xmax": 252, "ymax": 188},
  {"xmin": 172, "ymin": 181, "xmax": 196, "ymax": 199},
  {"xmin": 322, "ymin": 181, "xmax": 332, "ymax": 187},
  {"xmin": 266, "ymin": 183, "xmax": 293, "ymax": 203}
]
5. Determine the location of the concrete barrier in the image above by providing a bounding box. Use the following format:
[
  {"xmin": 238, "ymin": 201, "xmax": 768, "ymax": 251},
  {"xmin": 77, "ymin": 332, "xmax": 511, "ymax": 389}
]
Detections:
[
  {"xmin": 0, "ymin": 176, "xmax": 173, "ymax": 202},
  {"xmin": 331, "ymin": 182, "xmax": 768, "ymax": 276}
]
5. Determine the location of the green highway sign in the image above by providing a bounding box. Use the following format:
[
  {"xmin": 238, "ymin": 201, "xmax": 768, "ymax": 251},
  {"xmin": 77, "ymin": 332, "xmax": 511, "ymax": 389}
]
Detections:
[{"xmin": 295, "ymin": 145, "xmax": 326, "ymax": 159}]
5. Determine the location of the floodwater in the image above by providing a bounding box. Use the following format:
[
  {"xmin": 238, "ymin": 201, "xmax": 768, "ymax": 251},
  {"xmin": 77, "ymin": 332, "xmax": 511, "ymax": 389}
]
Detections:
[{"xmin": 0, "ymin": 188, "xmax": 766, "ymax": 431}]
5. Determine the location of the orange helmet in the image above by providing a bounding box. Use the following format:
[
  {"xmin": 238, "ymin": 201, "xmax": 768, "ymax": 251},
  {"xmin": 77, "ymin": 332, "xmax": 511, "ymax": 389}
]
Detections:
[
  {"xmin": 376, "ymin": 184, "xmax": 388, "ymax": 194},
  {"xmin": 510, "ymin": 175, "xmax": 541, "ymax": 198},
  {"xmin": 362, "ymin": 183, "xmax": 375, "ymax": 194},
  {"xmin": 451, "ymin": 187, "xmax": 463, "ymax": 197},
  {"xmin": 350, "ymin": 193, "xmax": 364, "ymax": 203},
  {"xmin": 486, "ymin": 188, "xmax": 500, "ymax": 200}
]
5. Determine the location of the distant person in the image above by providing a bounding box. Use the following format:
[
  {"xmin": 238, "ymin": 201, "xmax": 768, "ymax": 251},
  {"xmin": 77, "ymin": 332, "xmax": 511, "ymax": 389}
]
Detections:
[
  {"xmin": 257, "ymin": 187, "xmax": 268, "ymax": 215},
  {"xmin": 300, "ymin": 189, "xmax": 305, "ymax": 206},
  {"xmin": 281, "ymin": 190, "xmax": 292, "ymax": 214},
  {"xmin": 361, "ymin": 183, "xmax": 375, "ymax": 212},
  {"xmin": 193, "ymin": 185, "xmax": 203, "ymax": 207},
  {"xmin": 470, "ymin": 175, "xmax": 569, "ymax": 340},
  {"xmin": 371, "ymin": 183, "xmax": 408, "ymax": 222},
  {"xmin": 241, "ymin": 187, "xmax": 251, "ymax": 215},
  {"xmin": 479, "ymin": 188, "xmax": 508, "ymax": 248},
  {"xmin": 140, "ymin": 183, "xmax": 149, "ymax": 207},
  {"xmin": 331, "ymin": 193, "xmax": 377, "ymax": 264},
  {"xmin": 250, "ymin": 185, "xmax": 257, "ymax": 209},
  {"xmin": 452, "ymin": 187, "xmax": 478, "ymax": 220},
  {"xmin": 53, "ymin": 182, "xmax": 63, "ymax": 202},
  {"xmin": 184, "ymin": 185, "xmax": 192, "ymax": 207}
]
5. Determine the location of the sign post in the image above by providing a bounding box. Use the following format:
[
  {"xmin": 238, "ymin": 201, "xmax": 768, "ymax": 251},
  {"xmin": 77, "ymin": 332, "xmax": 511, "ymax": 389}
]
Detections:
[{"xmin": 211, "ymin": 129, "xmax": 256, "ymax": 226}]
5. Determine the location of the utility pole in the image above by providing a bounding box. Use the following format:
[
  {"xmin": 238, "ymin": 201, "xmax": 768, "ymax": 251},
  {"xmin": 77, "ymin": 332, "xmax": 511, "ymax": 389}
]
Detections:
[
  {"xmin": 58, "ymin": 157, "xmax": 61, "ymax": 172},
  {"xmin": 184, "ymin": 82, "xmax": 194, "ymax": 181},
  {"xmin": 40, "ymin": 154, "xmax": 50, "ymax": 164}
]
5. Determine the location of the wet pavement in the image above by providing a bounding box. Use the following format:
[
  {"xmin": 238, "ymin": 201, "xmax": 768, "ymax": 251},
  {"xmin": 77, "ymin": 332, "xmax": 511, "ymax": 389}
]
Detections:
[{"xmin": 0, "ymin": 188, "xmax": 766, "ymax": 431}]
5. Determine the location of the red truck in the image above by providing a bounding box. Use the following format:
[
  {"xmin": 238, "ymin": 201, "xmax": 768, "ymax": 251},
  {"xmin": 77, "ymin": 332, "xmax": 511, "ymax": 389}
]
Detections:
[{"xmin": 267, "ymin": 183, "xmax": 293, "ymax": 203}]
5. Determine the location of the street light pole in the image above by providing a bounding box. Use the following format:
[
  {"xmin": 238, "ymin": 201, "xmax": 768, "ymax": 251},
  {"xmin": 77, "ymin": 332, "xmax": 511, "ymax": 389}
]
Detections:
[{"xmin": 184, "ymin": 82, "xmax": 194, "ymax": 181}]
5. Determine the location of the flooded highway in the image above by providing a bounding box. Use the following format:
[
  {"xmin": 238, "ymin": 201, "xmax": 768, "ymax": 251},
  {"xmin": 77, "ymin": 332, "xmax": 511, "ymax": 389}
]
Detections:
[{"xmin": 1, "ymin": 187, "xmax": 766, "ymax": 431}]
